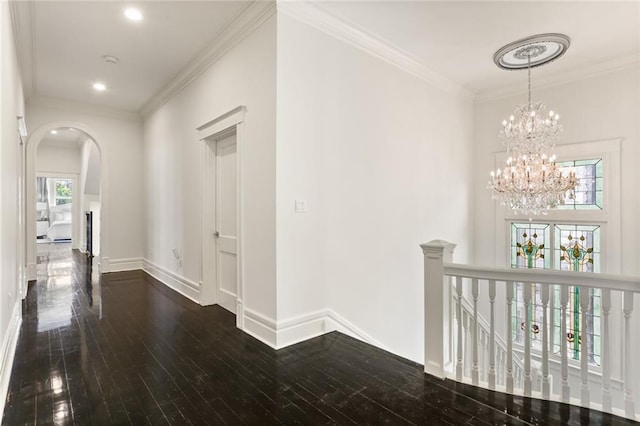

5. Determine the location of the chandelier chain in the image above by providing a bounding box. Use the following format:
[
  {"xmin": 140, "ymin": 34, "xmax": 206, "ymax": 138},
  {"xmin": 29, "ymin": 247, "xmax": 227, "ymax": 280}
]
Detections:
[{"xmin": 527, "ymin": 55, "xmax": 531, "ymax": 107}]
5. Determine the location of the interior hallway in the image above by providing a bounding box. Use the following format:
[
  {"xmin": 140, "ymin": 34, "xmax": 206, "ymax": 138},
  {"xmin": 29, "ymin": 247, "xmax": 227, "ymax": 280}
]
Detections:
[{"xmin": 2, "ymin": 247, "xmax": 634, "ymax": 425}]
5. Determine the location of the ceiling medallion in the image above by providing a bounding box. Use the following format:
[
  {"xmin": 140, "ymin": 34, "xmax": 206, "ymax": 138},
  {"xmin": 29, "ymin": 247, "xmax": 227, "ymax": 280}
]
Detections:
[
  {"xmin": 493, "ymin": 33, "xmax": 570, "ymax": 70},
  {"xmin": 488, "ymin": 34, "xmax": 577, "ymax": 217}
]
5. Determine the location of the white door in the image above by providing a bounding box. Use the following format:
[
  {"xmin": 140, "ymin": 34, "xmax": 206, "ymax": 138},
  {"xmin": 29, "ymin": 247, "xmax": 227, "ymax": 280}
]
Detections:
[{"xmin": 215, "ymin": 133, "xmax": 238, "ymax": 313}]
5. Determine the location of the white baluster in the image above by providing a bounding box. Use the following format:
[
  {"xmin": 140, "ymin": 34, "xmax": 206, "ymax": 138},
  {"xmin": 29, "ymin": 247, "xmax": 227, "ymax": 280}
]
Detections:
[
  {"xmin": 601, "ymin": 288, "xmax": 611, "ymax": 412},
  {"xmin": 480, "ymin": 329, "xmax": 487, "ymax": 382},
  {"xmin": 561, "ymin": 285, "xmax": 570, "ymax": 402},
  {"xmin": 580, "ymin": 286, "xmax": 590, "ymax": 407},
  {"xmin": 549, "ymin": 286, "xmax": 555, "ymax": 360},
  {"xmin": 541, "ymin": 283, "xmax": 550, "ymax": 398},
  {"xmin": 623, "ymin": 291, "xmax": 635, "ymax": 418},
  {"xmin": 472, "ymin": 278, "xmax": 479, "ymax": 385},
  {"xmin": 456, "ymin": 276, "xmax": 463, "ymax": 381},
  {"xmin": 464, "ymin": 311, "xmax": 471, "ymax": 378},
  {"xmin": 523, "ymin": 283, "xmax": 532, "ymax": 396},
  {"xmin": 506, "ymin": 281, "xmax": 514, "ymax": 393},
  {"xmin": 488, "ymin": 279, "xmax": 496, "ymax": 390},
  {"xmin": 499, "ymin": 349, "xmax": 505, "ymax": 386}
]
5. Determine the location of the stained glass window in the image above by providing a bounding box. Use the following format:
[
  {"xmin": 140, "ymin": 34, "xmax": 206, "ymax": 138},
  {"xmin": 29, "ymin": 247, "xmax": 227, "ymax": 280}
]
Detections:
[
  {"xmin": 556, "ymin": 159, "xmax": 603, "ymax": 210},
  {"xmin": 511, "ymin": 224, "xmax": 549, "ymax": 346},
  {"xmin": 552, "ymin": 225, "xmax": 601, "ymax": 364},
  {"xmin": 510, "ymin": 222, "xmax": 602, "ymax": 365}
]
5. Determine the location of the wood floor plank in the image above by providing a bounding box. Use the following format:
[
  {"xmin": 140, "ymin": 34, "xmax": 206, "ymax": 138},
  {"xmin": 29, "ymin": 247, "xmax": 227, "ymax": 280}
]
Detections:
[{"xmin": 3, "ymin": 244, "xmax": 636, "ymax": 425}]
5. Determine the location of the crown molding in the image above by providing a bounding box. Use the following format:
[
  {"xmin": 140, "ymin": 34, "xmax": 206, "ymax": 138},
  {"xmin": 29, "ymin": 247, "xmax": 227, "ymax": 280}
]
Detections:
[
  {"xmin": 140, "ymin": 0, "xmax": 276, "ymax": 117},
  {"xmin": 475, "ymin": 54, "xmax": 640, "ymax": 104},
  {"xmin": 278, "ymin": 1, "xmax": 474, "ymax": 103},
  {"xmin": 9, "ymin": 0, "xmax": 36, "ymax": 99},
  {"xmin": 27, "ymin": 94, "xmax": 141, "ymax": 122}
]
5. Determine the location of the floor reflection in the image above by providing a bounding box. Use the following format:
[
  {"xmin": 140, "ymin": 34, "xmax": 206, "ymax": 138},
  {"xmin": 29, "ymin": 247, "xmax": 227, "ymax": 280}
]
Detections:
[
  {"xmin": 3, "ymin": 243, "xmax": 634, "ymax": 425},
  {"xmin": 36, "ymin": 243, "xmax": 74, "ymax": 332}
]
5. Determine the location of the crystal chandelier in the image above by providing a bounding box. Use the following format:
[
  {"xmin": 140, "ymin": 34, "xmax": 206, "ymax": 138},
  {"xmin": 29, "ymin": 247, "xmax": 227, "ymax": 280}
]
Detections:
[{"xmin": 489, "ymin": 34, "xmax": 578, "ymax": 216}]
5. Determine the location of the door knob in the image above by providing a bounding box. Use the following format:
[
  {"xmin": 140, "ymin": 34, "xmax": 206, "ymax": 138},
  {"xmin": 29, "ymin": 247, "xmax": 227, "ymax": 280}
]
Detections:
[{"xmin": 214, "ymin": 231, "xmax": 219, "ymax": 238}]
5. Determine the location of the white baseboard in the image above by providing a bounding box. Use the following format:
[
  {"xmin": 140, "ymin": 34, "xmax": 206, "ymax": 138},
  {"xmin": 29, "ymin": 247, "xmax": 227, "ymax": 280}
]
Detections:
[
  {"xmin": 236, "ymin": 299, "xmax": 245, "ymax": 328},
  {"xmin": 272, "ymin": 308, "xmax": 388, "ymax": 351},
  {"xmin": 276, "ymin": 309, "xmax": 330, "ymax": 349},
  {"xmin": 100, "ymin": 257, "xmax": 110, "ymax": 273},
  {"xmin": 142, "ymin": 258, "xmax": 200, "ymax": 303},
  {"xmin": 243, "ymin": 308, "xmax": 277, "ymax": 347},
  {"xmin": 0, "ymin": 301, "xmax": 22, "ymax": 422},
  {"xmin": 26, "ymin": 263, "xmax": 36, "ymax": 281},
  {"xmin": 325, "ymin": 310, "xmax": 389, "ymax": 351},
  {"xmin": 109, "ymin": 257, "xmax": 143, "ymax": 272}
]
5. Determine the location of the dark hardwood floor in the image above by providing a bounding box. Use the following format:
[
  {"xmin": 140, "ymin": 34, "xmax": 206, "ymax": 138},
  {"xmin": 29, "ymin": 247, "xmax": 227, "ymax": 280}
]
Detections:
[{"xmin": 2, "ymin": 245, "xmax": 635, "ymax": 425}]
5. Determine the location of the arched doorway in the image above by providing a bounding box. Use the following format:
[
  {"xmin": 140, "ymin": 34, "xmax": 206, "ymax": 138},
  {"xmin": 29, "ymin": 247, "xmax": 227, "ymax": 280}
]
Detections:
[{"xmin": 24, "ymin": 122, "xmax": 110, "ymax": 288}]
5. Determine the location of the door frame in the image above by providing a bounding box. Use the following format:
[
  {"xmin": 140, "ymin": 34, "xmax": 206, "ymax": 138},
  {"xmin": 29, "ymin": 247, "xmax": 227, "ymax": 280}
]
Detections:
[
  {"xmin": 25, "ymin": 122, "xmax": 109, "ymax": 284},
  {"xmin": 198, "ymin": 106, "xmax": 246, "ymax": 328}
]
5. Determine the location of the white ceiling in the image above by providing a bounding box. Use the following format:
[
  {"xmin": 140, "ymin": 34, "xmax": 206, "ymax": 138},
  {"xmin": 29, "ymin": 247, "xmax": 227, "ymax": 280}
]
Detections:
[
  {"xmin": 316, "ymin": 1, "xmax": 640, "ymax": 98},
  {"xmin": 13, "ymin": 1, "xmax": 640, "ymax": 113},
  {"xmin": 19, "ymin": 1, "xmax": 250, "ymax": 112},
  {"xmin": 38, "ymin": 128, "xmax": 85, "ymax": 150}
]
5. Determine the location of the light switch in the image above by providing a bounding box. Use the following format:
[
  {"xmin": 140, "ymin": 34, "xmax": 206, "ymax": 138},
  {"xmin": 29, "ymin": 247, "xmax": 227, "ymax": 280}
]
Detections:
[{"xmin": 295, "ymin": 199, "xmax": 307, "ymax": 213}]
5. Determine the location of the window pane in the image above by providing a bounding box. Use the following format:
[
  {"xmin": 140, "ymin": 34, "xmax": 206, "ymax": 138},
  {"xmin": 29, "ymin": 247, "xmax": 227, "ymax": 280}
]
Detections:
[
  {"xmin": 55, "ymin": 180, "xmax": 72, "ymax": 205},
  {"xmin": 553, "ymin": 225, "xmax": 601, "ymax": 365},
  {"xmin": 511, "ymin": 223, "xmax": 550, "ymax": 269},
  {"xmin": 555, "ymin": 159, "xmax": 602, "ymax": 210}
]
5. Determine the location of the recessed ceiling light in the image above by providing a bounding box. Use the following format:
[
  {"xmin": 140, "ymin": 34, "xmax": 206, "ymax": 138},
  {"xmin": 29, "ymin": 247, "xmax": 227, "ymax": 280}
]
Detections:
[
  {"xmin": 50, "ymin": 130, "xmax": 58, "ymax": 135},
  {"xmin": 124, "ymin": 8, "xmax": 143, "ymax": 21},
  {"xmin": 93, "ymin": 82, "xmax": 107, "ymax": 92}
]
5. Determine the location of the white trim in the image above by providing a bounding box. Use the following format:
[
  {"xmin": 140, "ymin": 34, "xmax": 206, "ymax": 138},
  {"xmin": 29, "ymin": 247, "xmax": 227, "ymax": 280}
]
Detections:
[
  {"xmin": 0, "ymin": 301, "xmax": 22, "ymax": 423},
  {"xmin": 198, "ymin": 106, "xmax": 246, "ymax": 328},
  {"xmin": 239, "ymin": 307, "xmax": 390, "ymax": 351},
  {"xmin": 100, "ymin": 257, "xmax": 110, "ymax": 274},
  {"xmin": 243, "ymin": 308, "xmax": 277, "ymax": 347},
  {"xmin": 25, "ymin": 122, "xmax": 110, "ymax": 288},
  {"xmin": 278, "ymin": 2, "xmax": 473, "ymax": 102},
  {"xmin": 142, "ymin": 259, "xmax": 200, "ymax": 304},
  {"xmin": 274, "ymin": 308, "xmax": 390, "ymax": 351},
  {"xmin": 109, "ymin": 257, "xmax": 143, "ymax": 272},
  {"xmin": 26, "ymin": 95, "xmax": 140, "ymax": 122},
  {"xmin": 325, "ymin": 310, "xmax": 390, "ymax": 351},
  {"xmin": 476, "ymin": 56, "xmax": 640, "ymax": 104},
  {"xmin": 9, "ymin": 0, "xmax": 35, "ymax": 99},
  {"xmin": 276, "ymin": 309, "xmax": 330, "ymax": 349},
  {"xmin": 26, "ymin": 263, "xmax": 36, "ymax": 281},
  {"xmin": 197, "ymin": 106, "xmax": 245, "ymax": 140},
  {"xmin": 140, "ymin": 1, "xmax": 276, "ymax": 116}
]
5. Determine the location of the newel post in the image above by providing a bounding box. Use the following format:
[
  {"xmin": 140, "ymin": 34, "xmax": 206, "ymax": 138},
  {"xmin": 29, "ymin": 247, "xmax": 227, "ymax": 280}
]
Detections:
[{"xmin": 420, "ymin": 240, "xmax": 456, "ymax": 378}]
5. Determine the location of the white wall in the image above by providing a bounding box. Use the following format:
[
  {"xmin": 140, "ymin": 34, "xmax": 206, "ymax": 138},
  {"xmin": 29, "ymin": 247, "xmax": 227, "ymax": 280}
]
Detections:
[
  {"xmin": 26, "ymin": 102, "xmax": 144, "ymax": 266},
  {"xmin": 84, "ymin": 195, "xmax": 101, "ymax": 256},
  {"xmin": 142, "ymin": 15, "xmax": 277, "ymax": 318},
  {"xmin": 80, "ymin": 138, "xmax": 100, "ymax": 196},
  {"xmin": 36, "ymin": 144, "xmax": 81, "ymax": 175},
  {"xmin": 78, "ymin": 138, "xmax": 100, "ymax": 252},
  {"xmin": 276, "ymin": 13, "xmax": 475, "ymax": 362},
  {"xmin": 0, "ymin": 0, "xmax": 25, "ymax": 413}
]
